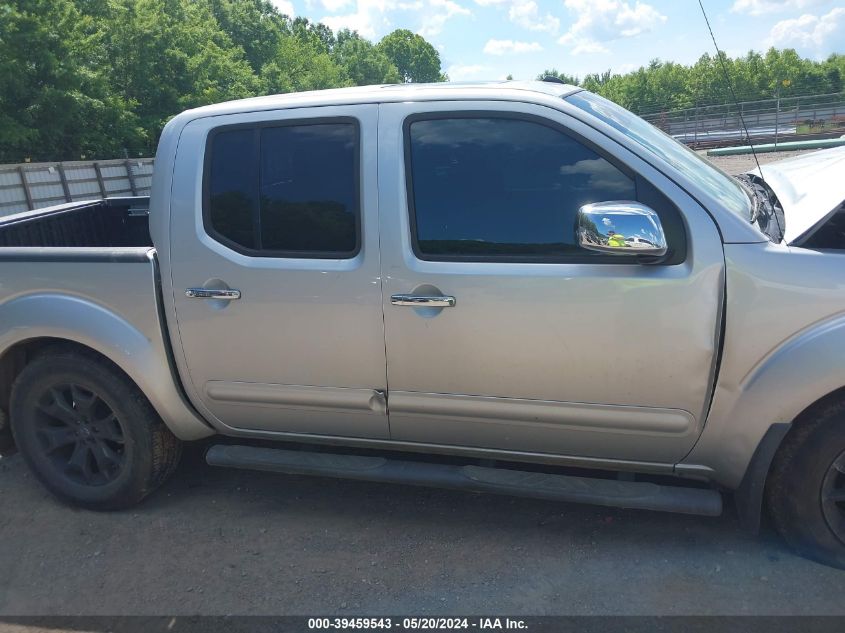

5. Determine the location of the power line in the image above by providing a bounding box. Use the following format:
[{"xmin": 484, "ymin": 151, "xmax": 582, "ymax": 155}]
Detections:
[{"xmin": 697, "ymin": 0, "xmax": 763, "ymax": 175}]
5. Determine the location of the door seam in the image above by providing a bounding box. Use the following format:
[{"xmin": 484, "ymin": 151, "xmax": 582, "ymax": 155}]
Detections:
[{"xmin": 374, "ymin": 103, "xmax": 392, "ymax": 432}]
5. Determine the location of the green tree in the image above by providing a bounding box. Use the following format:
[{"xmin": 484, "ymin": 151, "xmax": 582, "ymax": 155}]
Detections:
[
  {"xmin": 208, "ymin": 0, "xmax": 288, "ymax": 73},
  {"xmin": 537, "ymin": 69, "xmax": 579, "ymax": 85},
  {"xmin": 548, "ymin": 48, "xmax": 845, "ymax": 116},
  {"xmin": 262, "ymin": 35, "xmax": 350, "ymax": 94},
  {"xmin": 0, "ymin": 0, "xmax": 143, "ymax": 161},
  {"xmin": 377, "ymin": 29, "xmax": 445, "ymax": 83},
  {"xmin": 10, "ymin": 0, "xmax": 842, "ymax": 165},
  {"xmin": 0, "ymin": 0, "xmax": 449, "ymax": 161},
  {"xmin": 333, "ymin": 30, "xmax": 400, "ymax": 85},
  {"xmin": 292, "ymin": 16, "xmax": 336, "ymax": 54},
  {"xmin": 98, "ymin": 0, "xmax": 261, "ymax": 152}
]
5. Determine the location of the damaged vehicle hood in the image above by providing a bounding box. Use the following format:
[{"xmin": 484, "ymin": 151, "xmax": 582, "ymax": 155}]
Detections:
[{"xmin": 748, "ymin": 145, "xmax": 845, "ymax": 245}]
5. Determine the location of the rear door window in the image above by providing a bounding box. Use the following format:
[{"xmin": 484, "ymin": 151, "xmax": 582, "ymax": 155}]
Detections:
[{"xmin": 205, "ymin": 119, "xmax": 360, "ymax": 257}]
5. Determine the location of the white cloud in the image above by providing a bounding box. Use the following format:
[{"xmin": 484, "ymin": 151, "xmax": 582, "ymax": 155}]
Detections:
[
  {"xmin": 319, "ymin": 0, "xmax": 353, "ymax": 11},
  {"xmin": 559, "ymin": 158, "xmax": 635, "ymax": 194},
  {"xmin": 483, "ymin": 39, "xmax": 543, "ymax": 55},
  {"xmin": 472, "ymin": 0, "xmax": 560, "ymax": 33},
  {"xmin": 508, "ymin": 0, "xmax": 560, "ymax": 33},
  {"xmin": 320, "ymin": 0, "xmax": 393, "ymax": 39},
  {"xmin": 270, "ymin": 0, "xmax": 295, "ymax": 15},
  {"xmin": 558, "ymin": 0, "xmax": 667, "ymax": 55},
  {"xmin": 321, "ymin": 0, "xmax": 469, "ymax": 39},
  {"xmin": 447, "ymin": 63, "xmax": 493, "ymax": 80},
  {"xmin": 563, "ymin": 38, "xmax": 609, "ymax": 54},
  {"xmin": 766, "ymin": 8, "xmax": 845, "ymax": 56},
  {"xmin": 614, "ymin": 62, "xmax": 638, "ymax": 73},
  {"xmin": 418, "ymin": 0, "xmax": 472, "ymax": 36},
  {"xmin": 731, "ymin": 0, "xmax": 830, "ymax": 16}
]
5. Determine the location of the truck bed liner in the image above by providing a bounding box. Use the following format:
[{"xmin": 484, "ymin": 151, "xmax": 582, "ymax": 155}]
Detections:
[{"xmin": 0, "ymin": 197, "xmax": 151, "ymax": 248}]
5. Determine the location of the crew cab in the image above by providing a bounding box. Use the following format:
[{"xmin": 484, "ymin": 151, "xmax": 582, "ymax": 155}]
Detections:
[{"xmin": 1, "ymin": 81, "xmax": 844, "ymax": 569}]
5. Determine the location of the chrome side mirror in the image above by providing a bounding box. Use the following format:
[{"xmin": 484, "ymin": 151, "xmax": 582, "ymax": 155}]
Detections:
[{"xmin": 577, "ymin": 201, "xmax": 668, "ymax": 259}]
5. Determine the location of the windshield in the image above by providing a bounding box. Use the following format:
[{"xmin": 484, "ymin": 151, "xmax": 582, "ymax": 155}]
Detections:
[{"xmin": 566, "ymin": 91, "xmax": 752, "ymax": 221}]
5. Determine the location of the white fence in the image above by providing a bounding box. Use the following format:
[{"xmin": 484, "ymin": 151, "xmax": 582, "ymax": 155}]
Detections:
[{"xmin": 0, "ymin": 158, "xmax": 154, "ymax": 217}]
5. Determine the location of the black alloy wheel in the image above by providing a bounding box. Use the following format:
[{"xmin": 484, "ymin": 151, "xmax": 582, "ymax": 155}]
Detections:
[
  {"xmin": 11, "ymin": 348, "xmax": 182, "ymax": 509},
  {"xmin": 32, "ymin": 383, "xmax": 127, "ymax": 487},
  {"xmin": 821, "ymin": 449, "xmax": 845, "ymax": 545}
]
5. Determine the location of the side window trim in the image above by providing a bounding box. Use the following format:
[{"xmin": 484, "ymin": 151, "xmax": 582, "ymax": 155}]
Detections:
[
  {"xmin": 202, "ymin": 116, "xmax": 362, "ymax": 259},
  {"xmin": 402, "ymin": 110, "xmax": 683, "ymax": 265}
]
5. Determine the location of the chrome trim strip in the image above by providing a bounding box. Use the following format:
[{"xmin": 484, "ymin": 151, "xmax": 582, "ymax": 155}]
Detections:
[
  {"xmin": 205, "ymin": 381, "xmax": 387, "ymax": 414},
  {"xmin": 390, "ymin": 392, "xmax": 695, "ymax": 435}
]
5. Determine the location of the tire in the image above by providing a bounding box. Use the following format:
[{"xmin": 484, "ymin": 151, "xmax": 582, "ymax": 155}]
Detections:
[
  {"xmin": 10, "ymin": 348, "xmax": 182, "ymax": 510},
  {"xmin": 0, "ymin": 408, "xmax": 13, "ymax": 452},
  {"xmin": 766, "ymin": 397, "xmax": 845, "ymax": 569}
]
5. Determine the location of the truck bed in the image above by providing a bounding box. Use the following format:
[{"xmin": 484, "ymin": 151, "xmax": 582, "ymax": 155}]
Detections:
[
  {"xmin": 0, "ymin": 193, "xmax": 199, "ymax": 445},
  {"xmin": 0, "ymin": 197, "xmax": 151, "ymax": 248}
]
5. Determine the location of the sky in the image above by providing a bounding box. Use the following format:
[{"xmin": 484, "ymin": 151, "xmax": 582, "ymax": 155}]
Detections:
[{"xmin": 267, "ymin": 0, "xmax": 845, "ymax": 81}]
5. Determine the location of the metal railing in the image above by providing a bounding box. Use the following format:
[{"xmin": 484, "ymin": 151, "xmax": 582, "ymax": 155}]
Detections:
[
  {"xmin": 640, "ymin": 91, "xmax": 845, "ymax": 147},
  {"xmin": 0, "ymin": 158, "xmax": 154, "ymax": 217}
]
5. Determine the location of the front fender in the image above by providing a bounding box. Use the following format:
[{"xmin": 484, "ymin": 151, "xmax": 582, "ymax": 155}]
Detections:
[{"xmin": 683, "ymin": 242, "xmax": 845, "ymax": 489}]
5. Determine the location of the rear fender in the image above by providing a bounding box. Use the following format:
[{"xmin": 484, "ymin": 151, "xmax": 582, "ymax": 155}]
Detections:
[{"xmin": 0, "ymin": 292, "xmax": 213, "ymax": 441}]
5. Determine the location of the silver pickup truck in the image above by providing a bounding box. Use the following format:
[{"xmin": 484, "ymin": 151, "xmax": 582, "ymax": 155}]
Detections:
[{"xmin": 2, "ymin": 81, "xmax": 844, "ymax": 568}]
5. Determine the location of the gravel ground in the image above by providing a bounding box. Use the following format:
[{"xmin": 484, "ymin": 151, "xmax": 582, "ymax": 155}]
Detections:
[
  {"xmin": 699, "ymin": 148, "xmax": 811, "ymax": 175},
  {"xmin": 0, "ymin": 443, "xmax": 844, "ymax": 617},
  {"xmin": 1, "ymin": 147, "xmax": 843, "ymax": 620}
]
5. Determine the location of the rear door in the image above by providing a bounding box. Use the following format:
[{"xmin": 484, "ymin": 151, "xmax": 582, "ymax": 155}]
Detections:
[
  {"xmin": 169, "ymin": 105, "xmax": 389, "ymax": 439},
  {"xmin": 378, "ymin": 100, "xmax": 725, "ymax": 464}
]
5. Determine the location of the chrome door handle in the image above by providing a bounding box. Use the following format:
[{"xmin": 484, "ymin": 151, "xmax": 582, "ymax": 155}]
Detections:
[
  {"xmin": 391, "ymin": 294, "xmax": 456, "ymax": 307},
  {"xmin": 185, "ymin": 288, "xmax": 241, "ymax": 300}
]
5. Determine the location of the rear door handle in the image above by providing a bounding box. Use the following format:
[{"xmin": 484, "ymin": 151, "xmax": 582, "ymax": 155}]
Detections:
[
  {"xmin": 391, "ymin": 294, "xmax": 456, "ymax": 307},
  {"xmin": 186, "ymin": 288, "xmax": 241, "ymax": 300}
]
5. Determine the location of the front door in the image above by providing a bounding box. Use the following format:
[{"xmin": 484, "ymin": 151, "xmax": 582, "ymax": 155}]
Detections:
[
  {"xmin": 378, "ymin": 100, "xmax": 725, "ymax": 463},
  {"xmin": 169, "ymin": 105, "xmax": 389, "ymax": 439}
]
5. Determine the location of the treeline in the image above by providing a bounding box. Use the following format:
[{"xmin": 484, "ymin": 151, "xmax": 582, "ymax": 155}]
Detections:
[
  {"xmin": 1, "ymin": 0, "xmax": 445, "ymax": 162},
  {"xmin": 541, "ymin": 48, "xmax": 845, "ymax": 115},
  {"xmin": 4, "ymin": 0, "xmax": 845, "ymax": 163}
]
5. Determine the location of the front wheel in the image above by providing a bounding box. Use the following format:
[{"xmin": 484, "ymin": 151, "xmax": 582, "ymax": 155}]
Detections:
[
  {"xmin": 10, "ymin": 349, "xmax": 182, "ymax": 510},
  {"xmin": 767, "ymin": 398, "xmax": 845, "ymax": 569}
]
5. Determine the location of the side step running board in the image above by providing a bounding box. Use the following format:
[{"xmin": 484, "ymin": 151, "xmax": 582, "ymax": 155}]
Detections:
[{"xmin": 206, "ymin": 445, "xmax": 723, "ymax": 516}]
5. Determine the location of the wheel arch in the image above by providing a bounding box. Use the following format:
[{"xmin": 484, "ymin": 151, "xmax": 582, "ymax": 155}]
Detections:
[
  {"xmin": 0, "ymin": 337, "xmax": 142, "ymax": 415},
  {"xmin": 8, "ymin": 340, "xmax": 185, "ymax": 510},
  {"xmin": 0, "ymin": 293, "xmax": 214, "ymax": 442},
  {"xmin": 734, "ymin": 385, "xmax": 845, "ymax": 533}
]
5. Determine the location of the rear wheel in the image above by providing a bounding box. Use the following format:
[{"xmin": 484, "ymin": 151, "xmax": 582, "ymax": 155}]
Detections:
[
  {"xmin": 0, "ymin": 409, "xmax": 13, "ymax": 452},
  {"xmin": 10, "ymin": 349, "xmax": 182, "ymax": 510},
  {"xmin": 767, "ymin": 397, "xmax": 845, "ymax": 569}
]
